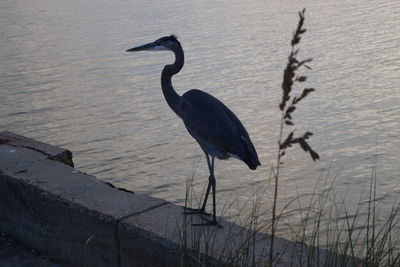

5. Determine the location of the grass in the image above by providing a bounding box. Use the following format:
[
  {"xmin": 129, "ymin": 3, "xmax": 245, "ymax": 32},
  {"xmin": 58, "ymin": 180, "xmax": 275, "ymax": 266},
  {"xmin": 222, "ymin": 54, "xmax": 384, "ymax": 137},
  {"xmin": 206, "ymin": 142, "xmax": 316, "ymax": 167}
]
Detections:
[
  {"xmin": 178, "ymin": 160, "xmax": 400, "ymax": 266},
  {"xmin": 175, "ymin": 9, "xmax": 400, "ymax": 267},
  {"xmin": 285, "ymin": 159, "xmax": 400, "ymax": 267}
]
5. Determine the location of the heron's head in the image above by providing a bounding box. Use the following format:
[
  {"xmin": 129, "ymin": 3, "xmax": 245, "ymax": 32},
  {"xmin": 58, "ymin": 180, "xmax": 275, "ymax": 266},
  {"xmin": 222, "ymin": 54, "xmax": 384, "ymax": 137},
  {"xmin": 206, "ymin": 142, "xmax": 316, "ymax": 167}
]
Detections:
[{"xmin": 126, "ymin": 35, "xmax": 180, "ymax": 52}]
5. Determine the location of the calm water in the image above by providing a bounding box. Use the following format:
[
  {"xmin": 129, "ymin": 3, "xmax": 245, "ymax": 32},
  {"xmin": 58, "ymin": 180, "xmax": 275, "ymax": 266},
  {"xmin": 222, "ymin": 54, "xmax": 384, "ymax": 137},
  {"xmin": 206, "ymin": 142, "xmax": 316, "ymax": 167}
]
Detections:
[{"xmin": 1, "ymin": 0, "xmax": 400, "ymax": 238}]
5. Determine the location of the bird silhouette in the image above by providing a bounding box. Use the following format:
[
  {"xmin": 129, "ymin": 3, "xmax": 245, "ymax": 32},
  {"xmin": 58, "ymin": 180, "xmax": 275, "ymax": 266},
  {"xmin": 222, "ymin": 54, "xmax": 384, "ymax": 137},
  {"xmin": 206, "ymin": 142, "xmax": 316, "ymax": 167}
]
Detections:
[{"xmin": 127, "ymin": 35, "xmax": 260, "ymax": 226}]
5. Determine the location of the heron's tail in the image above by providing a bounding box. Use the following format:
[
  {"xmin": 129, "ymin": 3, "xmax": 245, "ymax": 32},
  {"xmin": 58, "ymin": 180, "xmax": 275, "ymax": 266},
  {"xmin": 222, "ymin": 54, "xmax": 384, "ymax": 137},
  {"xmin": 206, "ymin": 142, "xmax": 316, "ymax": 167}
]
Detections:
[{"xmin": 240, "ymin": 136, "xmax": 261, "ymax": 170}]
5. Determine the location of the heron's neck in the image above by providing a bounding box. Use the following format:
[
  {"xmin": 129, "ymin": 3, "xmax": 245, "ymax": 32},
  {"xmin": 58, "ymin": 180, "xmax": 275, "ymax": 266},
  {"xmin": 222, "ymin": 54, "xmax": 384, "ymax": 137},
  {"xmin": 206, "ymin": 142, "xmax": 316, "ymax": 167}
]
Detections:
[{"xmin": 161, "ymin": 46, "xmax": 184, "ymax": 118}]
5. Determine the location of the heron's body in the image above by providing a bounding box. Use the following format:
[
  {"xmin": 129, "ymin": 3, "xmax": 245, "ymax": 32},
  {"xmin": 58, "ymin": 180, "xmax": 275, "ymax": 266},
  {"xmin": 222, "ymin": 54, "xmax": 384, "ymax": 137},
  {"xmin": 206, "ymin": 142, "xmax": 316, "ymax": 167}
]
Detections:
[
  {"xmin": 127, "ymin": 35, "xmax": 260, "ymax": 226},
  {"xmin": 181, "ymin": 89, "xmax": 259, "ymax": 169}
]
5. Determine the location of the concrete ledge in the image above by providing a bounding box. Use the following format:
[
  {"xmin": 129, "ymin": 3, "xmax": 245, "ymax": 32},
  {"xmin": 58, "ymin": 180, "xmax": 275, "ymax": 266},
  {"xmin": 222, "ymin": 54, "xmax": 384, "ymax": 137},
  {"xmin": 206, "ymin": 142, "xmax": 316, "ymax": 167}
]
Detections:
[
  {"xmin": 0, "ymin": 131, "xmax": 73, "ymax": 167},
  {"xmin": 0, "ymin": 132, "xmax": 356, "ymax": 266}
]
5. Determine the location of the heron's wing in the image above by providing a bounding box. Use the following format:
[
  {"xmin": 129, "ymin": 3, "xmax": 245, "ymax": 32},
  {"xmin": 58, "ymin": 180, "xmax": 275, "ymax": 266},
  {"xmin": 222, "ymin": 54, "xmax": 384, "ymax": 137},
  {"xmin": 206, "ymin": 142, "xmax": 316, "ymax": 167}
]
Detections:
[{"xmin": 180, "ymin": 89, "xmax": 249, "ymax": 157}]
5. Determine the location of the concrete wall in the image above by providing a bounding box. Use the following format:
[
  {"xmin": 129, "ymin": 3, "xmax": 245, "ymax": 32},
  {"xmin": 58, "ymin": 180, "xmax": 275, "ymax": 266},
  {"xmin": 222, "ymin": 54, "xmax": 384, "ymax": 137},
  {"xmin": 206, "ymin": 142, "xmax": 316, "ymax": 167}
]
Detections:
[{"xmin": 0, "ymin": 131, "xmax": 355, "ymax": 266}]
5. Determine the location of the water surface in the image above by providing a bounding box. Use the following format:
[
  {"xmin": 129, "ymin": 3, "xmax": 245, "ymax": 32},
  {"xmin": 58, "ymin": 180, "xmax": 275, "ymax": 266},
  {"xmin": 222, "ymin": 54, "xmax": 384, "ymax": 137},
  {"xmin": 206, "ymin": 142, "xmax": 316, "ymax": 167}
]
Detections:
[{"xmin": 1, "ymin": 0, "xmax": 400, "ymax": 238}]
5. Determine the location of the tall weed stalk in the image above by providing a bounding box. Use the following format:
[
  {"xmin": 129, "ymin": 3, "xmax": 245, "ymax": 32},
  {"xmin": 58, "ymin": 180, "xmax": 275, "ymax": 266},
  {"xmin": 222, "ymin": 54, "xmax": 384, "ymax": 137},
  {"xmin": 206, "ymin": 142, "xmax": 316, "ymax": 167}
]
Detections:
[{"xmin": 268, "ymin": 8, "xmax": 319, "ymax": 266}]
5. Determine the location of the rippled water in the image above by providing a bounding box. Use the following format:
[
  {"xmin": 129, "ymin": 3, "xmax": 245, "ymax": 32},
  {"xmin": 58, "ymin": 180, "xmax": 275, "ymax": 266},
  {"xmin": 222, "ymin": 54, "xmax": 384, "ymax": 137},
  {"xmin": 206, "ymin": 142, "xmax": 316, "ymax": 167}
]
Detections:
[{"xmin": 1, "ymin": 0, "xmax": 400, "ymax": 238}]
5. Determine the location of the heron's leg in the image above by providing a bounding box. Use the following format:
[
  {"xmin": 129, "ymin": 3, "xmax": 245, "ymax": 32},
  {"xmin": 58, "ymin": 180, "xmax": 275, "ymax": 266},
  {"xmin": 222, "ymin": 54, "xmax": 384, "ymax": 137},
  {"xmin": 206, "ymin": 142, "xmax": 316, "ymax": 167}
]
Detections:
[
  {"xmin": 193, "ymin": 156, "xmax": 222, "ymax": 227},
  {"xmin": 199, "ymin": 154, "xmax": 214, "ymax": 212},
  {"xmin": 211, "ymin": 167, "xmax": 217, "ymax": 224},
  {"xmin": 183, "ymin": 178, "xmax": 211, "ymax": 214},
  {"xmin": 209, "ymin": 156, "xmax": 219, "ymax": 225},
  {"xmin": 183, "ymin": 153, "xmax": 213, "ymax": 215}
]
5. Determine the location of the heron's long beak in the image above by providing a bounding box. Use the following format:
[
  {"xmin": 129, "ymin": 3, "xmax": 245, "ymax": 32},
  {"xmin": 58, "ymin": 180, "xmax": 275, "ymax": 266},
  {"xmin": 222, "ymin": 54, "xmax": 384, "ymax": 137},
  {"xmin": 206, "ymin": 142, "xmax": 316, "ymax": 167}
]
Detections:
[{"xmin": 126, "ymin": 42, "xmax": 157, "ymax": 52}]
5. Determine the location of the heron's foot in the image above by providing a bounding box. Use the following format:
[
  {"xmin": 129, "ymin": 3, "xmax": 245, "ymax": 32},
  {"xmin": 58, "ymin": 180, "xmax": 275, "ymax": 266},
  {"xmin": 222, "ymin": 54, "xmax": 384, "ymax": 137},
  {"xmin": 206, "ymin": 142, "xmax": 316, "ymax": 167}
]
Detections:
[
  {"xmin": 192, "ymin": 216, "xmax": 222, "ymax": 228},
  {"xmin": 183, "ymin": 207, "xmax": 211, "ymax": 216}
]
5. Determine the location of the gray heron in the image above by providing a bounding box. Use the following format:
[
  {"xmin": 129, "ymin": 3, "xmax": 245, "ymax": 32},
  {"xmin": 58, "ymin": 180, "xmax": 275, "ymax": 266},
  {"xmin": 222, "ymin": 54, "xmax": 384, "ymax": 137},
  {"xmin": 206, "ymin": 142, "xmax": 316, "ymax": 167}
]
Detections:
[{"xmin": 126, "ymin": 35, "xmax": 260, "ymax": 226}]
